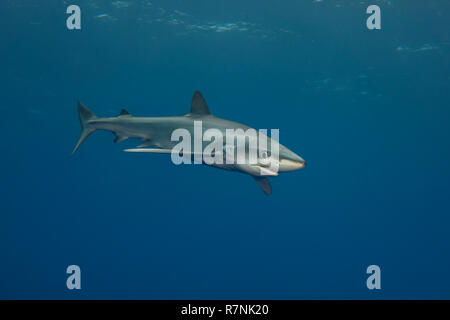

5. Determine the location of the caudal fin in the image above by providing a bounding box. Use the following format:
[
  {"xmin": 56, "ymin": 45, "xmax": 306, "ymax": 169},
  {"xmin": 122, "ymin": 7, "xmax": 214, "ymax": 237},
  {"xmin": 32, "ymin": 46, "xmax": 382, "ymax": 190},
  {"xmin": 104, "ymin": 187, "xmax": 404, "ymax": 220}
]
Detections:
[{"xmin": 72, "ymin": 101, "xmax": 97, "ymax": 155}]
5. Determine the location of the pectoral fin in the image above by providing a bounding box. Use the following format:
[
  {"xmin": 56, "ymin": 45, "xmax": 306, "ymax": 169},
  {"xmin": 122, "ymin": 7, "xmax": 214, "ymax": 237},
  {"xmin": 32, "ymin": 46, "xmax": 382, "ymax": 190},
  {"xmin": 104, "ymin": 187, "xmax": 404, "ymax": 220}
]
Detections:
[
  {"xmin": 137, "ymin": 140, "xmax": 155, "ymax": 148},
  {"xmin": 253, "ymin": 177, "xmax": 272, "ymax": 195}
]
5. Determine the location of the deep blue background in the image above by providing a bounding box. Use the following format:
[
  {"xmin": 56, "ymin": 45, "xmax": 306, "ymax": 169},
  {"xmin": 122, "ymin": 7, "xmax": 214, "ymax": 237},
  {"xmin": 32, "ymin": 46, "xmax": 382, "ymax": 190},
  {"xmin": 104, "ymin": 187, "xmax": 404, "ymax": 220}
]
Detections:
[{"xmin": 1, "ymin": 0, "xmax": 449, "ymax": 299}]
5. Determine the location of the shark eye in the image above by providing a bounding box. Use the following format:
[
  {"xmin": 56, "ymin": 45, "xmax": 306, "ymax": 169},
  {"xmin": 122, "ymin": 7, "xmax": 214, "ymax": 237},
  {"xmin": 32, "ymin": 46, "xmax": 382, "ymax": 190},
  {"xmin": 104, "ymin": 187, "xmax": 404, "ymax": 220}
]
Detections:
[{"xmin": 261, "ymin": 151, "xmax": 268, "ymax": 159}]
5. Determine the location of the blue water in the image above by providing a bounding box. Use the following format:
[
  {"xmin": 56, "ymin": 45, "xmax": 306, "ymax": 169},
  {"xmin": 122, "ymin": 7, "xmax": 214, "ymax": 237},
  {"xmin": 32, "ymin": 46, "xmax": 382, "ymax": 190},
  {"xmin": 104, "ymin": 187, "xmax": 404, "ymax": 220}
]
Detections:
[{"xmin": 1, "ymin": 0, "xmax": 449, "ymax": 299}]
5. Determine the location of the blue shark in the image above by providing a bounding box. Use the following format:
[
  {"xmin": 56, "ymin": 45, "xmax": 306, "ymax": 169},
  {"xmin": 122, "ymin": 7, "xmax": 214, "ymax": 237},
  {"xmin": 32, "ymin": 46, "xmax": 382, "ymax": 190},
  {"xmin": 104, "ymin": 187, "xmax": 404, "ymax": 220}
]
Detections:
[{"xmin": 73, "ymin": 91, "xmax": 306, "ymax": 195}]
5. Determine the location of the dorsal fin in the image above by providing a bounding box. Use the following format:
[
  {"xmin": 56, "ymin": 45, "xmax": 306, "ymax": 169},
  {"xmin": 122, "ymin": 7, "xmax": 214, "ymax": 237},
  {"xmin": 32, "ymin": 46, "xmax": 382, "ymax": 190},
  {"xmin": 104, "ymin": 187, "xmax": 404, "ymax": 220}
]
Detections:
[
  {"xmin": 189, "ymin": 91, "xmax": 211, "ymax": 116},
  {"xmin": 119, "ymin": 109, "xmax": 131, "ymax": 117}
]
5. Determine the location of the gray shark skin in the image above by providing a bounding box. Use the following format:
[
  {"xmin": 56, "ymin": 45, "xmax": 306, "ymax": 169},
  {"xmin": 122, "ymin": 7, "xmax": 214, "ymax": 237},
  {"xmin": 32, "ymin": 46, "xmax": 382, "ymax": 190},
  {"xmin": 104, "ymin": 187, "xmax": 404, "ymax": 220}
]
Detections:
[{"xmin": 73, "ymin": 91, "xmax": 306, "ymax": 195}]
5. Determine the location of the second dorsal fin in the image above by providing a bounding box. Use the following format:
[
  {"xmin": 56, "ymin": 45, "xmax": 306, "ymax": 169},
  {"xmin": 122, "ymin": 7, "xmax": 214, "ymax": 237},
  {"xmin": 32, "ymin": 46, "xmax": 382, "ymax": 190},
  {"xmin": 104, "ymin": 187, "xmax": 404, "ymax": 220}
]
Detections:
[
  {"xmin": 189, "ymin": 91, "xmax": 211, "ymax": 116},
  {"xmin": 119, "ymin": 109, "xmax": 131, "ymax": 117}
]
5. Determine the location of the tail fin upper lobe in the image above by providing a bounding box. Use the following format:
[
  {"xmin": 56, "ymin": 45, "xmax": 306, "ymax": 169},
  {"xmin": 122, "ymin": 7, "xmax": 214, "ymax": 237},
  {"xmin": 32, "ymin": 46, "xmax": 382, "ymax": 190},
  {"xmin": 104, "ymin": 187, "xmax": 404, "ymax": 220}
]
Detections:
[{"xmin": 72, "ymin": 101, "xmax": 97, "ymax": 155}]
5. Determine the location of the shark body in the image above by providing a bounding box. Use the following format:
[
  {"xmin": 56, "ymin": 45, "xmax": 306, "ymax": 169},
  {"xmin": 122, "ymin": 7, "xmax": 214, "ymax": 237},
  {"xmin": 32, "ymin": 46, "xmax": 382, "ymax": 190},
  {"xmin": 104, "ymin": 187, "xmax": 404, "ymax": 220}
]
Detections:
[{"xmin": 73, "ymin": 91, "xmax": 306, "ymax": 195}]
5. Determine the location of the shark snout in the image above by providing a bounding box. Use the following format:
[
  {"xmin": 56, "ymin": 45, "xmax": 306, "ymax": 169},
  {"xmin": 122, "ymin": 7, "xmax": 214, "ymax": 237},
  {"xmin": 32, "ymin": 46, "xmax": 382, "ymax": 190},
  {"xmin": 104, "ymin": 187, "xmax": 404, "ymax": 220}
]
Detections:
[
  {"xmin": 277, "ymin": 148, "xmax": 306, "ymax": 172},
  {"xmin": 278, "ymin": 158, "xmax": 306, "ymax": 172}
]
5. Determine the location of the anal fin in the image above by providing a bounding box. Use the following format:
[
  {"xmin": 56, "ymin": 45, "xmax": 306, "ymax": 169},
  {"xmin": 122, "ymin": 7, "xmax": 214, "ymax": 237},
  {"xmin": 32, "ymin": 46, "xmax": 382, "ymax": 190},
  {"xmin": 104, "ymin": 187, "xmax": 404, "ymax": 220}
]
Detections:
[{"xmin": 137, "ymin": 140, "xmax": 154, "ymax": 148}]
